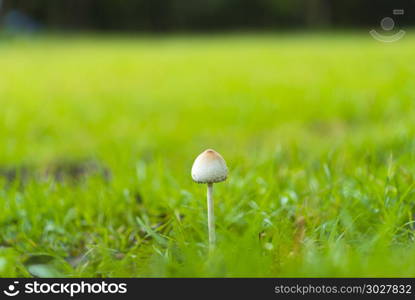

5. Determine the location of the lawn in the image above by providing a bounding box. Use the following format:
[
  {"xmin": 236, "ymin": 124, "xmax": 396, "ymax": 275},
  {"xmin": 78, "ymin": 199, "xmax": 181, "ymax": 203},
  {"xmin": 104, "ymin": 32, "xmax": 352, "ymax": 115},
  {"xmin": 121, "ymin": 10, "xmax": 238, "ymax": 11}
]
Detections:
[{"xmin": 1, "ymin": 32, "xmax": 415, "ymax": 277}]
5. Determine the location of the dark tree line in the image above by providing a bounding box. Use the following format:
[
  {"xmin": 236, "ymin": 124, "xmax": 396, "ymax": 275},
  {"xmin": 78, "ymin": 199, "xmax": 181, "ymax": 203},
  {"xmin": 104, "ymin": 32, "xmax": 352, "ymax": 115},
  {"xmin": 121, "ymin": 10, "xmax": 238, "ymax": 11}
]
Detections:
[{"xmin": 0, "ymin": 0, "xmax": 414, "ymax": 31}]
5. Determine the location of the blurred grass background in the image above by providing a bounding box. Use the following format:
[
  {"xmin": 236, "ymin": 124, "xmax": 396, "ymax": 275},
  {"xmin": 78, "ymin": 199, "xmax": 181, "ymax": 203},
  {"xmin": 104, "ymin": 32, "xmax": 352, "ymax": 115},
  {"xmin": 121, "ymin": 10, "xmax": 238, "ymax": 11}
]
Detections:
[{"xmin": 1, "ymin": 32, "xmax": 415, "ymax": 277}]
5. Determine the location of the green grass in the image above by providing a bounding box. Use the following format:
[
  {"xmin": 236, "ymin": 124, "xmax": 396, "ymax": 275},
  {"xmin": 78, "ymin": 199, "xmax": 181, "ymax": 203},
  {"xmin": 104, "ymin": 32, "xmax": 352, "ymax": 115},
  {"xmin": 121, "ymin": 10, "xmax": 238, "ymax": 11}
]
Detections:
[{"xmin": 1, "ymin": 32, "xmax": 415, "ymax": 277}]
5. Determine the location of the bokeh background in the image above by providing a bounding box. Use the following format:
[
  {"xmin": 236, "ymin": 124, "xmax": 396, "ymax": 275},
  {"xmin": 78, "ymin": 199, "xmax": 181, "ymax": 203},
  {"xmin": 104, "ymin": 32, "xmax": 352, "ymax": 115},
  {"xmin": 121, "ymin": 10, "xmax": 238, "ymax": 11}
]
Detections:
[{"xmin": 0, "ymin": 0, "xmax": 414, "ymax": 32}]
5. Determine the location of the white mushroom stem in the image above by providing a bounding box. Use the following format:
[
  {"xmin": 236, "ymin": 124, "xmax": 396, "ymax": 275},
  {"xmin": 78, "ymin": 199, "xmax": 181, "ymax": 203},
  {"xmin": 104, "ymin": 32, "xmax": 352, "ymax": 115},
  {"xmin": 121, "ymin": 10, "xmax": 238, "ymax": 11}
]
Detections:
[{"xmin": 207, "ymin": 182, "xmax": 216, "ymax": 247}]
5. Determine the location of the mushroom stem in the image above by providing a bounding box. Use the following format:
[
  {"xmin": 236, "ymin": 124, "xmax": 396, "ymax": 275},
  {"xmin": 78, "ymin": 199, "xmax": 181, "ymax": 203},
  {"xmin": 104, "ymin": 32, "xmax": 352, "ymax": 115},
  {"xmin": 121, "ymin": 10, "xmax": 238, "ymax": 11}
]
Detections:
[{"xmin": 207, "ymin": 182, "xmax": 215, "ymax": 248}]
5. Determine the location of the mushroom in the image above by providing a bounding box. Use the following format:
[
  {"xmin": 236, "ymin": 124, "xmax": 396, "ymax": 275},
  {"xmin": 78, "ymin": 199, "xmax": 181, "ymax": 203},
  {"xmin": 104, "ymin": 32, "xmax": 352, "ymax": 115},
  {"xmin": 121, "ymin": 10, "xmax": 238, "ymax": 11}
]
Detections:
[{"xmin": 191, "ymin": 149, "xmax": 228, "ymax": 248}]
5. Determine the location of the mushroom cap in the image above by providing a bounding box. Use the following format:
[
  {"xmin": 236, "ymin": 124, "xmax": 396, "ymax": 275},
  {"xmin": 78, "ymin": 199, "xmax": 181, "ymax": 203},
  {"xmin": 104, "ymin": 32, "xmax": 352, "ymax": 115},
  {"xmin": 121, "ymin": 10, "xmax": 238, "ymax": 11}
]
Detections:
[{"xmin": 191, "ymin": 149, "xmax": 228, "ymax": 183}]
